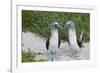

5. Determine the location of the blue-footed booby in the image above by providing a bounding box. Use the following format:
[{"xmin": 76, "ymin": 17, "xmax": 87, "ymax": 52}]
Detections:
[
  {"xmin": 65, "ymin": 21, "xmax": 81, "ymax": 58},
  {"xmin": 46, "ymin": 21, "xmax": 61, "ymax": 61}
]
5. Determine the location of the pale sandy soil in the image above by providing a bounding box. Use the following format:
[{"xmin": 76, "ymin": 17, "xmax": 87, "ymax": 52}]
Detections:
[{"xmin": 22, "ymin": 32, "xmax": 90, "ymax": 61}]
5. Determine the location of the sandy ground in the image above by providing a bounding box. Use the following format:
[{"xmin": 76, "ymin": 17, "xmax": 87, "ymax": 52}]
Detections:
[{"xmin": 22, "ymin": 32, "xmax": 90, "ymax": 61}]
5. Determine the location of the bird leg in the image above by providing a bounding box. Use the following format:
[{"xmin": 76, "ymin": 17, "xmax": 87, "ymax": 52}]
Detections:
[
  {"xmin": 48, "ymin": 50, "xmax": 56, "ymax": 61},
  {"xmin": 70, "ymin": 49, "xmax": 81, "ymax": 60}
]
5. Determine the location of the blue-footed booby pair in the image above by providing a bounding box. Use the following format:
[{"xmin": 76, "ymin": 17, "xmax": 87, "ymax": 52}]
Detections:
[
  {"xmin": 46, "ymin": 21, "xmax": 61, "ymax": 61},
  {"xmin": 46, "ymin": 21, "xmax": 84, "ymax": 61}
]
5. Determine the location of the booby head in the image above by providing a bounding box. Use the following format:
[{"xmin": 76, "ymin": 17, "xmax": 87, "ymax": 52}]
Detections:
[
  {"xmin": 65, "ymin": 21, "xmax": 75, "ymax": 30},
  {"xmin": 51, "ymin": 21, "xmax": 62, "ymax": 29}
]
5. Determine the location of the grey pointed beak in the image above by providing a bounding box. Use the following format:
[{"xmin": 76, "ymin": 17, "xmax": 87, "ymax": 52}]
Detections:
[
  {"xmin": 58, "ymin": 25, "xmax": 62, "ymax": 29},
  {"xmin": 65, "ymin": 23, "xmax": 69, "ymax": 27},
  {"xmin": 63, "ymin": 24, "xmax": 68, "ymax": 29}
]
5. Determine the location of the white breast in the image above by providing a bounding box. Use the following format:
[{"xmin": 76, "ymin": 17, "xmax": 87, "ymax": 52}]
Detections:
[
  {"xmin": 68, "ymin": 29, "xmax": 77, "ymax": 44},
  {"xmin": 68, "ymin": 29, "xmax": 80, "ymax": 51},
  {"xmin": 49, "ymin": 30, "xmax": 59, "ymax": 51}
]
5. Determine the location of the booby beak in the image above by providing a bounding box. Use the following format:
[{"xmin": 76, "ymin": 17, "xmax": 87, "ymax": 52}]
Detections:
[
  {"xmin": 57, "ymin": 24, "xmax": 62, "ymax": 29},
  {"xmin": 63, "ymin": 24, "xmax": 68, "ymax": 29},
  {"xmin": 65, "ymin": 23, "xmax": 71, "ymax": 27}
]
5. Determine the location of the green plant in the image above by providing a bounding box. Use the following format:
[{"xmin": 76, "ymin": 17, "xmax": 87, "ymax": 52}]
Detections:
[{"xmin": 22, "ymin": 10, "xmax": 90, "ymax": 42}]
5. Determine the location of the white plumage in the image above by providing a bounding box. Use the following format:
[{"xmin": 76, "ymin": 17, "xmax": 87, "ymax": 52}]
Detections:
[
  {"xmin": 66, "ymin": 21, "xmax": 80, "ymax": 58},
  {"xmin": 49, "ymin": 30, "xmax": 59, "ymax": 51},
  {"xmin": 46, "ymin": 21, "xmax": 61, "ymax": 61}
]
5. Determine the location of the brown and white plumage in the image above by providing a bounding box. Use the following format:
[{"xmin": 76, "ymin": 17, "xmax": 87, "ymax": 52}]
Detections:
[
  {"xmin": 46, "ymin": 21, "xmax": 61, "ymax": 61},
  {"xmin": 77, "ymin": 30, "xmax": 84, "ymax": 48},
  {"xmin": 65, "ymin": 21, "xmax": 80, "ymax": 57},
  {"xmin": 68, "ymin": 30, "xmax": 84, "ymax": 48},
  {"xmin": 46, "ymin": 35, "xmax": 60, "ymax": 50}
]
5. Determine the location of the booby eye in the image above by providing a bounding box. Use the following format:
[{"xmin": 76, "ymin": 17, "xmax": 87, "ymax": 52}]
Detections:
[
  {"xmin": 54, "ymin": 24, "xmax": 58, "ymax": 28},
  {"xmin": 67, "ymin": 24, "xmax": 71, "ymax": 27}
]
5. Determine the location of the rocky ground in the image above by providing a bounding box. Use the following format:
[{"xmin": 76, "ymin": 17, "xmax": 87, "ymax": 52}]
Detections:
[{"xmin": 22, "ymin": 32, "xmax": 90, "ymax": 62}]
